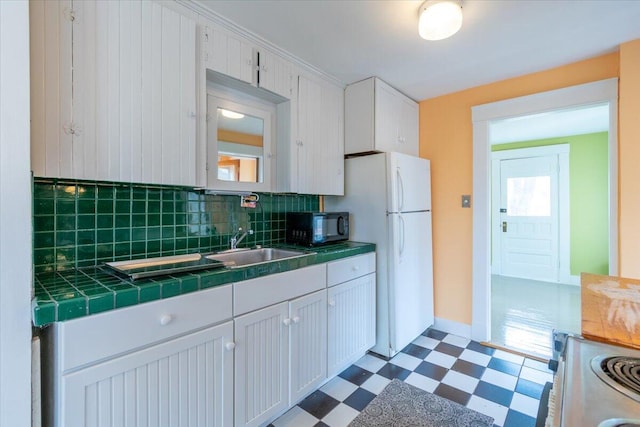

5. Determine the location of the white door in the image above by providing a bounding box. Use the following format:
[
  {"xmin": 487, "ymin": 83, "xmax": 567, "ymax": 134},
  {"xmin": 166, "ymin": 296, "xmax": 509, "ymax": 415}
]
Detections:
[
  {"xmin": 387, "ymin": 152, "xmax": 431, "ymax": 213},
  {"xmin": 387, "ymin": 211, "xmax": 434, "ymax": 355},
  {"xmin": 234, "ymin": 303, "xmax": 289, "ymax": 427},
  {"xmin": 498, "ymin": 155, "xmax": 559, "ymax": 281},
  {"xmin": 63, "ymin": 321, "xmax": 234, "ymax": 427},
  {"xmin": 327, "ymin": 274, "xmax": 376, "ymax": 377},
  {"xmin": 289, "ymin": 290, "xmax": 327, "ymax": 405},
  {"xmin": 374, "ymin": 79, "xmax": 401, "ymax": 154}
]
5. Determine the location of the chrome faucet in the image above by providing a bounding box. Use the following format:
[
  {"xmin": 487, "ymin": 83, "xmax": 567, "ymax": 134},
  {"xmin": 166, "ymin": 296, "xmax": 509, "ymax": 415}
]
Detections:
[{"xmin": 230, "ymin": 227, "xmax": 253, "ymax": 250}]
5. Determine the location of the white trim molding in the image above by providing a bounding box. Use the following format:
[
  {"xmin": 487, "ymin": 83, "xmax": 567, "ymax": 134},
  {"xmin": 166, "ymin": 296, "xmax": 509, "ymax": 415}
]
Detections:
[
  {"xmin": 471, "ymin": 78, "xmax": 618, "ymax": 342},
  {"xmin": 0, "ymin": 1, "xmax": 33, "ymax": 426},
  {"xmin": 433, "ymin": 317, "xmax": 472, "ymax": 340}
]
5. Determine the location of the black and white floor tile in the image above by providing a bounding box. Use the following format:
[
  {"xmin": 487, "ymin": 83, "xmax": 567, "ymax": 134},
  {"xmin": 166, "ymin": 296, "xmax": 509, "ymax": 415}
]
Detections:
[{"xmin": 270, "ymin": 328, "xmax": 554, "ymax": 427}]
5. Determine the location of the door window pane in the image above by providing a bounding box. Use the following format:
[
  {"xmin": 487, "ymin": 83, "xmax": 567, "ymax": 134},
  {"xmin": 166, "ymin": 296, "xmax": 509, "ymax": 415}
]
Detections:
[{"xmin": 507, "ymin": 176, "xmax": 551, "ymax": 216}]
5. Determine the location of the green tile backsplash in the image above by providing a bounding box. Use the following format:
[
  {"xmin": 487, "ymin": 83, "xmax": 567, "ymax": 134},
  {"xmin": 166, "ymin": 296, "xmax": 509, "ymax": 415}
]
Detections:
[{"xmin": 33, "ymin": 178, "xmax": 319, "ymax": 273}]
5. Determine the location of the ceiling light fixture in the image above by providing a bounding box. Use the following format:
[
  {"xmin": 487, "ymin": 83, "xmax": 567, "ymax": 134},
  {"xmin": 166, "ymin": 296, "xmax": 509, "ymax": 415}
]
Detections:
[
  {"xmin": 418, "ymin": 0, "xmax": 463, "ymax": 41},
  {"xmin": 220, "ymin": 109, "xmax": 245, "ymax": 119}
]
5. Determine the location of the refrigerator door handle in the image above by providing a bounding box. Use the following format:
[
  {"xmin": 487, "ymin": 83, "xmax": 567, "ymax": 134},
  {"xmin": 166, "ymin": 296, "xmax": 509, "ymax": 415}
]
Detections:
[
  {"xmin": 399, "ymin": 214, "xmax": 405, "ymax": 260},
  {"xmin": 396, "ymin": 167, "xmax": 404, "ymax": 212}
]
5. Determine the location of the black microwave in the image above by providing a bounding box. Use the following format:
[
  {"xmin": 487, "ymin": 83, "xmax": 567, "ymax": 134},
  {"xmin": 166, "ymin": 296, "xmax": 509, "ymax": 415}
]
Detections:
[{"xmin": 286, "ymin": 212, "xmax": 349, "ymax": 246}]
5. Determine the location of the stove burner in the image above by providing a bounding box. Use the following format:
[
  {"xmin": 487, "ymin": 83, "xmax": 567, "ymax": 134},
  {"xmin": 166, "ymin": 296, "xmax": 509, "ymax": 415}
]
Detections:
[{"xmin": 591, "ymin": 355, "xmax": 640, "ymax": 402}]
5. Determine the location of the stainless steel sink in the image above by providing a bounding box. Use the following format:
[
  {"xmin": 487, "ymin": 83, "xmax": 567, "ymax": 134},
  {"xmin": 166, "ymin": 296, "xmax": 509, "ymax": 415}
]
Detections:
[{"xmin": 205, "ymin": 248, "xmax": 311, "ymax": 268}]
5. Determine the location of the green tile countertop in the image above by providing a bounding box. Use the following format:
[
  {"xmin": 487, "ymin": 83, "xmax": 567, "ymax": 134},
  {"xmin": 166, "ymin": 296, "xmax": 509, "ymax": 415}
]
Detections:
[{"xmin": 32, "ymin": 241, "xmax": 375, "ymax": 327}]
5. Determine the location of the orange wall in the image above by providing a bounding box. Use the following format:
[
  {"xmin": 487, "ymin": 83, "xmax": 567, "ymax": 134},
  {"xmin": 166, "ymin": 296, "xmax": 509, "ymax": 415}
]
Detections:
[
  {"xmin": 619, "ymin": 40, "xmax": 640, "ymax": 278},
  {"xmin": 419, "ymin": 52, "xmax": 620, "ymax": 325}
]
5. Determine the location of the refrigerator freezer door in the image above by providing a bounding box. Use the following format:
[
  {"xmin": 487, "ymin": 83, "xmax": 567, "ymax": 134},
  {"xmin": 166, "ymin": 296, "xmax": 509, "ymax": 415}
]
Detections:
[
  {"xmin": 387, "ymin": 152, "xmax": 431, "ymax": 213},
  {"xmin": 388, "ymin": 211, "xmax": 434, "ymax": 354}
]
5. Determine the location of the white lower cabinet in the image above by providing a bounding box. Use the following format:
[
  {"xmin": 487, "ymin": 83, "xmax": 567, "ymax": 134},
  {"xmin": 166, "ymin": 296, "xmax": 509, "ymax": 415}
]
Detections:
[
  {"xmin": 289, "ymin": 290, "xmax": 328, "ymax": 404},
  {"xmin": 63, "ymin": 321, "xmax": 233, "ymax": 427},
  {"xmin": 234, "ymin": 302, "xmax": 289, "ymax": 427},
  {"xmin": 327, "ymin": 273, "xmax": 376, "ymax": 378},
  {"xmin": 44, "ymin": 285, "xmax": 234, "ymax": 427},
  {"xmin": 234, "ymin": 289, "xmax": 327, "ymax": 427},
  {"xmin": 45, "ymin": 254, "xmax": 375, "ymax": 427},
  {"xmin": 326, "ymin": 253, "xmax": 377, "ymax": 378}
]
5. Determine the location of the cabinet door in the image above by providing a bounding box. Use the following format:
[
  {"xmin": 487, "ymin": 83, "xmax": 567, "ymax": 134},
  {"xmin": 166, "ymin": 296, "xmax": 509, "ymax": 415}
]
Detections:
[
  {"xmin": 374, "ymin": 79, "xmax": 401, "ymax": 154},
  {"xmin": 289, "ymin": 290, "xmax": 327, "ymax": 404},
  {"xmin": 399, "ymin": 95, "xmax": 419, "ymax": 157},
  {"xmin": 34, "ymin": 0, "xmax": 197, "ymax": 185},
  {"xmin": 297, "ymin": 74, "xmax": 345, "ymax": 195},
  {"xmin": 327, "ymin": 273, "xmax": 376, "ymax": 377},
  {"xmin": 234, "ymin": 303, "xmax": 289, "ymax": 427},
  {"xmin": 206, "ymin": 24, "xmax": 254, "ymax": 85},
  {"xmin": 29, "ymin": 0, "xmax": 73, "ymax": 178},
  {"xmin": 258, "ymin": 49, "xmax": 292, "ymax": 99},
  {"xmin": 61, "ymin": 321, "xmax": 234, "ymax": 427}
]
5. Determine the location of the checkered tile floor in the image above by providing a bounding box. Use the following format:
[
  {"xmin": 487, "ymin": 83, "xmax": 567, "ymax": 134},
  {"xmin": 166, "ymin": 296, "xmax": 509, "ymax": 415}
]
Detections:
[{"xmin": 270, "ymin": 328, "xmax": 553, "ymax": 427}]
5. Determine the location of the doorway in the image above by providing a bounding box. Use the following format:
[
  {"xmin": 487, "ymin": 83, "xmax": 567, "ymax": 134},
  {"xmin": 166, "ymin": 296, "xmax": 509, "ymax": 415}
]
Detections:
[
  {"xmin": 490, "ymin": 145, "xmax": 574, "ymax": 358},
  {"xmin": 470, "ymin": 78, "xmax": 619, "ymax": 349}
]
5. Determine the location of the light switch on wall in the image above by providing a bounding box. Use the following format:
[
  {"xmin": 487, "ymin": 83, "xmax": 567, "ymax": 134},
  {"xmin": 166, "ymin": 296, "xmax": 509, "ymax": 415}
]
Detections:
[{"xmin": 462, "ymin": 195, "xmax": 471, "ymax": 208}]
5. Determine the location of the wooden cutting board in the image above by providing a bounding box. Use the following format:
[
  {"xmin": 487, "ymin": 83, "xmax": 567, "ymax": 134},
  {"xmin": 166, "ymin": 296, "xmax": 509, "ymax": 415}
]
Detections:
[{"xmin": 581, "ymin": 273, "xmax": 640, "ymax": 350}]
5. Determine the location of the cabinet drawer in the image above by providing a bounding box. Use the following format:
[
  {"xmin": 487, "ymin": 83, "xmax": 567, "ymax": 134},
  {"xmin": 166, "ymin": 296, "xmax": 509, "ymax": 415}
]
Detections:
[
  {"xmin": 234, "ymin": 264, "xmax": 326, "ymax": 316},
  {"xmin": 56, "ymin": 285, "xmax": 232, "ymax": 372},
  {"xmin": 327, "ymin": 253, "xmax": 376, "ymax": 287}
]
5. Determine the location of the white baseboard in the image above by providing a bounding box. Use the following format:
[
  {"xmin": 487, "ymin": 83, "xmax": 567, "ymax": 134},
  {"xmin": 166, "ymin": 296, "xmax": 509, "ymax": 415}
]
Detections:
[
  {"xmin": 433, "ymin": 317, "xmax": 472, "ymax": 339},
  {"xmin": 569, "ymin": 275, "xmax": 581, "ymax": 286}
]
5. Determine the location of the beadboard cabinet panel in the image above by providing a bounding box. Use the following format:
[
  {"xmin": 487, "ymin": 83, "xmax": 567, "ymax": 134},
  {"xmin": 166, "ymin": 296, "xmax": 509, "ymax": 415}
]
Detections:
[
  {"xmin": 32, "ymin": 0, "xmax": 197, "ymax": 186},
  {"xmin": 204, "ymin": 24, "xmax": 255, "ymax": 85},
  {"xmin": 292, "ymin": 74, "xmax": 344, "ymax": 195},
  {"xmin": 258, "ymin": 49, "xmax": 294, "ymax": 100},
  {"xmin": 234, "ymin": 288, "xmax": 328, "ymax": 427},
  {"xmin": 29, "ymin": 0, "xmax": 73, "ymax": 179},
  {"xmin": 327, "ymin": 273, "xmax": 376, "ymax": 378},
  {"xmin": 234, "ymin": 303, "xmax": 290, "ymax": 427},
  {"xmin": 62, "ymin": 322, "xmax": 233, "ymax": 427},
  {"xmin": 289, "ymin": 290, "xmax": 327, "ymax": 405},
  {"xmin": 345, "ymin": 77, "xmax": 419, "ymax": 157}
]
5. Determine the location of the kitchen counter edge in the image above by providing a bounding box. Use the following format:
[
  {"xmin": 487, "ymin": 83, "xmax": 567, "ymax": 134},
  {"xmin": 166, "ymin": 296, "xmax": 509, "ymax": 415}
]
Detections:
[{"xmin": 32, "ymin": 242, "xmax": 375, "ymax": 327}]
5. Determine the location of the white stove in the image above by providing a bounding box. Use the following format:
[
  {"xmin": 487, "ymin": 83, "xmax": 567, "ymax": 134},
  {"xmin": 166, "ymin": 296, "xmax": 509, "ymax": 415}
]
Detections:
[{"xmin": 546, "ymin": 334, "xmax": 640, "ymax": 427}]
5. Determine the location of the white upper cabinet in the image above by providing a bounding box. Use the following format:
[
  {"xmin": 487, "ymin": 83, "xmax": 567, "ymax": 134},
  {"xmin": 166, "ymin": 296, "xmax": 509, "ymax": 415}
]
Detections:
[
  {"xmin": 199, "ymin": 18, "xmax": 293, "ymax": 100},
  {"xmin": 31, "ymin": 1, "xmax": 344, "ymax": 195},
  {"xmin": 257, "ymin": 49, "xmax": 294, "ymax": 100},
  {"xmin": 30, "ymin": 0, "xmax": 197, "ymax": 186},
  {"xmin": 345, "ymin": 77, "xmax": 419, "ymax": 156},
  {"xmin": 202, "ymin": 24, "xmax": 255, "ymax": 85},
  {"xmin": 278, "ymin": 72, "xmax": 344, "ymax": 196}
]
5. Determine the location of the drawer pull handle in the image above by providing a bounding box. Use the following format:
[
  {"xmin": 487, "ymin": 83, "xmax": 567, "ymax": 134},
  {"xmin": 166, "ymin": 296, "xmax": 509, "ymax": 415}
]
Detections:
[
  {"xmin": 159, "ymin": 314, "xmax": 173, "ymax": 325},
  {"xmin": 283, "ymin": 318, "xmax": 292, "ymax": 326},
  {"xmin": 352, "ymin": 265, "xmax": 360, "ymax": 271},
  {"xmin": 225, "ymin": 342, "xmax": 236, "ymax": 351},
  {"xmin": 292, "ymin": 316, "xmax": 300, "ymax": 324},
  {"xmin": 328, "ymin": 300, "xmax": 336, "ymax": 307}
]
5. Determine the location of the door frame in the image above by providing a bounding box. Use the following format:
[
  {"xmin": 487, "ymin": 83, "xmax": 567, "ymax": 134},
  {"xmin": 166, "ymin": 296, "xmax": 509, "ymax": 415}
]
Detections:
[
  {"xmin": 491, "ymin": 145, "xmax": 571, "ymax": 283},
  {"xmin": 0, "ymin": 2, "xmax": 32, "ymax": 425},
  {"xmin": 470, "ymin": 78, "xmax": 618, "ymax": 342}
]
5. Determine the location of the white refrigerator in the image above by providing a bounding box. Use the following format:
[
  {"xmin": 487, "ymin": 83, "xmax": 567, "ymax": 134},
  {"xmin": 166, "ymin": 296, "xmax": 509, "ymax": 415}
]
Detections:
[{"xmin": 325, "ymin": 152, "xmax": 434, "ymax": 358}]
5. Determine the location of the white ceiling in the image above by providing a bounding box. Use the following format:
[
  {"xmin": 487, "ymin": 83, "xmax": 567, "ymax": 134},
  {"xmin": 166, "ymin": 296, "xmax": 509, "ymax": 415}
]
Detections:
[
  {"xmin": 195, "ymin": 0, "xmax": 640, "ymax": 101},
  {"xmin": 489, "ymin": 104, "xmax": 610, "ymax": 145}
]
